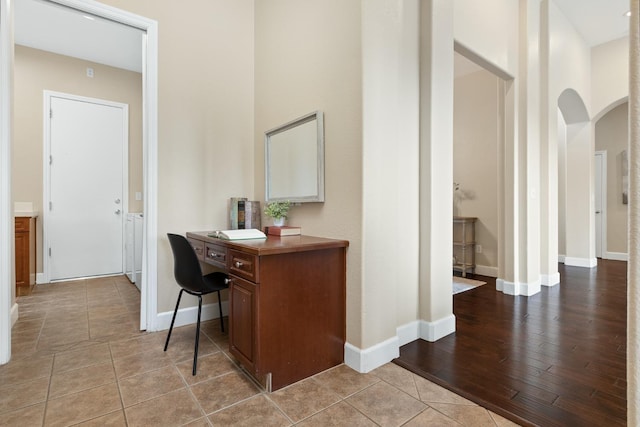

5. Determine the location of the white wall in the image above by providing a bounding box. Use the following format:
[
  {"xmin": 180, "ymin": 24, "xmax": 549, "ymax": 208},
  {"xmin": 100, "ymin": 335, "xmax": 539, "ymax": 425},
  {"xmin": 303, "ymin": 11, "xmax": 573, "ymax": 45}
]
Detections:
[
  {"xmin": 548, "ymin": 1, "xmax": 594, "ymax": 267},
  {"xmin": 453, "ymin": 0, "xmax": 518, "ymax": 76},
  {"xmin": 361, "ymin": 0, "xmax": 420, "ymax": 349},
  {"xmin": 558, "ymin": 109, "xmax": 567, "ymax": 257},
  {"xmin": 592, "ymin": 37, "xmax": 629, "ymax": 117}
]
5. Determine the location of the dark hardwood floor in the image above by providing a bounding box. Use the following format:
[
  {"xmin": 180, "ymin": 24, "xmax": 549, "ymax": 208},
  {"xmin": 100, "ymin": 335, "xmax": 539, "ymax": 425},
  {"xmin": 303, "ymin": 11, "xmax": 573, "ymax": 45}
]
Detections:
[{"xmin": 395, "ymin": 260, "xmax": 627, "ymax": 427}]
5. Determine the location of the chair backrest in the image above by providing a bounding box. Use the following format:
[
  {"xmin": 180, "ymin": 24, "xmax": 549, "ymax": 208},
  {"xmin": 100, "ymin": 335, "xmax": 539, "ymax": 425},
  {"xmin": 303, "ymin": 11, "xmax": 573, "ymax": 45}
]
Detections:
[{"xmin": 167, "ymin": 233, "xmax": 206, "ymax": 293}]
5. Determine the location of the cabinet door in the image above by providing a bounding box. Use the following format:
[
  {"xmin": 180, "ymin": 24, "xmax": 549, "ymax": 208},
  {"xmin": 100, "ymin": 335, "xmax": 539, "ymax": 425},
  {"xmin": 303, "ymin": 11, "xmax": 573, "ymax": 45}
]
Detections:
[
  {"xmin": 15, "ymin": 231, "xmax": 28, "ymax": 287},
  {"xmin": 229, "ymin": 276, "xmax": 256, "ymax": 372}
]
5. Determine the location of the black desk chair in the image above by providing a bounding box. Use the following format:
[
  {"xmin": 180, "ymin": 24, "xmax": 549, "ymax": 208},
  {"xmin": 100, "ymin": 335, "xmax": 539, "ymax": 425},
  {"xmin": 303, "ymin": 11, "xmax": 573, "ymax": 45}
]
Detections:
[{"xmin": 165, "ymin": 233, "xmax": 229, "ymax": 375}]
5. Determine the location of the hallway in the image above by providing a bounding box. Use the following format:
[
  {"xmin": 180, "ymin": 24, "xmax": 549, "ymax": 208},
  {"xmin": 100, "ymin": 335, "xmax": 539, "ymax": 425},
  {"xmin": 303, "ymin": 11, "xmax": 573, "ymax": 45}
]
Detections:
[{"xmin": 396, "ymin": 261, "xmax": 627, "ymax": 427}]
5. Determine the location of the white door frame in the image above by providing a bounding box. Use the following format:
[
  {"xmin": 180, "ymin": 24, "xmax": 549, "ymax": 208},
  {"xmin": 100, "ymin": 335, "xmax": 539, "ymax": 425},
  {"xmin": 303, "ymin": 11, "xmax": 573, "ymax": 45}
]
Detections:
[
  {"xmin": 43, "ymin": 91, "xmax": 129, "ymax": 282},
  {"xmin": 595, "ymin": 150, "xmax": 607, "ymax": 259},
  {"xmin": 0, "ymin": 0, "xmax": 158, "ymax": 364}
]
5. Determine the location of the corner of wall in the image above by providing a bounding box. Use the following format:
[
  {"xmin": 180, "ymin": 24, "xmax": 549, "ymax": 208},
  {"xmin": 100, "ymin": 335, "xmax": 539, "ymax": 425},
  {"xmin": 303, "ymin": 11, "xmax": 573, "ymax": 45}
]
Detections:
[
  {"xmin": 344, "ymin": 317, "xmax": 457, "ymax": 374},
  {"xmin": 344, "ymin": 337, "xmax": 399, "ymax": 374}
]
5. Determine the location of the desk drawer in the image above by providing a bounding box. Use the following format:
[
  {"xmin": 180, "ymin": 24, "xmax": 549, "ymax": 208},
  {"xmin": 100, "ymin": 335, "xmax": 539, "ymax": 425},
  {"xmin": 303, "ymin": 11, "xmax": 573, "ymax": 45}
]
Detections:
[
  {"xmin": 187, "ymin": 238, "xmax": 205, "ymax": 261},
  {"xmin": 205, "ymin": 243, "xmax": 227, "ymax": 269},
  {"xmin": 229, "ymin": 250, "xmax": 258, "ymax": 282}
]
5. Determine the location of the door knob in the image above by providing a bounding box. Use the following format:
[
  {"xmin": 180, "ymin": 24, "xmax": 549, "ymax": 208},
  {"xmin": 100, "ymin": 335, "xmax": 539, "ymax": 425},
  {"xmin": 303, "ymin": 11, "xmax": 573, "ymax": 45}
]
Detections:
[
  {"xmin": 115, "ymin": 209, "xmax": 121, "ymax": 215},
  {"xmin": 115, "ymin": 198, "xmax": 121, "ymax": 204}
]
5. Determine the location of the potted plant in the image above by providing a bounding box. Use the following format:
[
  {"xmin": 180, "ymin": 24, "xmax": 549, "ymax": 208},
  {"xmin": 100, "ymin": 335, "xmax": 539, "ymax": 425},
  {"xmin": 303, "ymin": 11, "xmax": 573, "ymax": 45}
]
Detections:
[{"xmin": 264, "ymin": 200, "xmax": 291, "ymax": 226}]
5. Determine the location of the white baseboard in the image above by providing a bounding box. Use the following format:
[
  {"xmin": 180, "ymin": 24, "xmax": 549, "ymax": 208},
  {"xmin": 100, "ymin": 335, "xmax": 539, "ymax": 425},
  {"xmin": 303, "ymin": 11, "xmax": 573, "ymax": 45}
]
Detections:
[
  {"xmin": 558, "ymin": 254, "xmax": 566, "ymax": 263},
  {"xmin": 419, "ymin": 315, "xmax": 456, "ymax": 342},
  {"xmin": 396, "ymin": 321, "xmax": 420, "ymax": 347},
  {"xmin": 156, "ymin": 301, "xmax": 228, "ymax": 331},
  {"xmin": 604, "ymin": 252, "xmax": 628, "ymax": 261},
  {"xmin": 564, "ymin": 257, "xmax": 597, "ymax": 268},
  {"xmin": 36, "ymin": 273, "xmax": 45, "ymax": 284},
  {"xmin": 11, "ymin": 303, "xmax": 18, "ymax": 327},
  {"xmin": 496, "ymin": 278, "xmax": 541, "ymax": 296},
  {"xmin": 344, "ymin": 316, "xmax": 456, "ymax": 374},
  {"xmin": 541, "ymin": 272, "xmax": 560, "ymax": 287},
  {"xmin": 344, "ymin": 336, "xmax": 399, "ymax": 374},
  {"xmin": 474, "ymin": 265, "xmax": 498, "ymax": 277}
]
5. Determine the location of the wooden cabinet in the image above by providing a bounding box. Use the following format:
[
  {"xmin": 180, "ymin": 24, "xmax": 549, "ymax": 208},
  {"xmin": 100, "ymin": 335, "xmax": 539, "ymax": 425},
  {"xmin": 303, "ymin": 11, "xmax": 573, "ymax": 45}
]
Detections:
[
  {"xmin": 453, "ymin": 216, "xmax": 476, "ymax": 278},
  {"xmin": 15, "ymin": 216, "xmax": 36, "ymax": 295},
  {"xmin": 229, "ymin": 275, "xmax": 256, "ymax": 372},
  {"xmin": 187, "ymin": 232, "xmax": 348, "ymax": 392}
]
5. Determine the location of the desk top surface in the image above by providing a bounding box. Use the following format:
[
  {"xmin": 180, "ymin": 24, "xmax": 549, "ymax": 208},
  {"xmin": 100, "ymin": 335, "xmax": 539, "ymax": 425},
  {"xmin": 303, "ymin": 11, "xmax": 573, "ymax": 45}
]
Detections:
[{"xmin": 186, "ymin": 231, "xmax": 349, "ymax": 256}]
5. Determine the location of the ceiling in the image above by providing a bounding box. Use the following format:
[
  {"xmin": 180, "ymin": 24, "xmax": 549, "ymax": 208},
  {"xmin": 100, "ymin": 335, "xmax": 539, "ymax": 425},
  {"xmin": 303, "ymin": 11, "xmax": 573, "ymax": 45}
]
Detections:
[
  {"xmin": 14, "ymin": 0, "xmax": 143, "ymax": 73},
  {"xmin": 552, "ymin": 0, "xmax": 629, "ymax": 47},
  {"xmin": 14, "ymin": 0, "xmax": 630, "ymax": 75}
]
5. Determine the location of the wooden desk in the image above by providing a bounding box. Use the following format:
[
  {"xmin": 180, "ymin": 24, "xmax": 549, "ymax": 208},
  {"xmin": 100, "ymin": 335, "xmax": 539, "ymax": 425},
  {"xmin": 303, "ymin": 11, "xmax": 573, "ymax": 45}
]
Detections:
[{"xmin": 186, "ymin": 232, "xmax": 349, "ymax": 392}]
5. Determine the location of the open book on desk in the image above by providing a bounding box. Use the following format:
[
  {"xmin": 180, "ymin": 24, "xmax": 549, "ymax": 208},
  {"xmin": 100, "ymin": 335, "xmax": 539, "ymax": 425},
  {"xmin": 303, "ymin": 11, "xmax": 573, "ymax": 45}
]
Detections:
[{"xmin": 208, "ymin": 229, "xmax": 267, "ymax": 240}]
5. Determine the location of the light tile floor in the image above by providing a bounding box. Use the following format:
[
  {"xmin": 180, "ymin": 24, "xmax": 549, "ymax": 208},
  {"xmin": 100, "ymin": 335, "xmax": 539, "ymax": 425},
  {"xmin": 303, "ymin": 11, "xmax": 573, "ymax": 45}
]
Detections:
[{"xmin": 2, "ymin": 276, "xmax": 520, "ymax": 426}]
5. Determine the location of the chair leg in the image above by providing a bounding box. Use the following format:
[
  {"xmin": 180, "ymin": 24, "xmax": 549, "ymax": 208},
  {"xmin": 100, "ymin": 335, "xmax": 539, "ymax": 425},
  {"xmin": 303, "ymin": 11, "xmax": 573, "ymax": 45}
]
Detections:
[
  {"xmin": 164, "ymin": 289, "xmax": 184, "ymax": 351},
  {"xmin": 218, "ymin": 290, "xmax": 225, "ymax": 333},
  {"xmin": 193, "ymin": 295, "xmax": 203, "ymax": 376}
]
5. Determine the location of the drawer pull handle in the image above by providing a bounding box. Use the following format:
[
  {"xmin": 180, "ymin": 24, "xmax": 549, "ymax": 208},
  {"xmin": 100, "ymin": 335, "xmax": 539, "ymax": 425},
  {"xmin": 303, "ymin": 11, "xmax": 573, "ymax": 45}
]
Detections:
[
  {"xmin": 209, "ymin": 252, "xmax": 219, "ymax": 258},
  {"xmin": 235, "ymin": 261, "xmax": 243, "ymax": 268},
  {"xmin": 225, "ymin": 278, "xmax": 232, "ymax": 284}
]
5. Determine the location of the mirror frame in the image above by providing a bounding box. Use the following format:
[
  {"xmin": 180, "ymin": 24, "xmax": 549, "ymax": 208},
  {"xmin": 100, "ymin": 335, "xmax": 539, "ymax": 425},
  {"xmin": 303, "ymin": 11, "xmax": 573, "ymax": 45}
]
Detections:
[{"xmin": 265, "ymin": 111, "xmax": 325, "ymax": 203}]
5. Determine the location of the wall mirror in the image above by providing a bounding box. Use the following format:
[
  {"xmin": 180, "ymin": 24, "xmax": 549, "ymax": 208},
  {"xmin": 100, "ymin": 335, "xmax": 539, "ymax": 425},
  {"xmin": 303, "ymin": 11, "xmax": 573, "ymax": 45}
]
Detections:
[{"xmin": 265, "ymin": 111, "xmax": 324, "ymax": 203}]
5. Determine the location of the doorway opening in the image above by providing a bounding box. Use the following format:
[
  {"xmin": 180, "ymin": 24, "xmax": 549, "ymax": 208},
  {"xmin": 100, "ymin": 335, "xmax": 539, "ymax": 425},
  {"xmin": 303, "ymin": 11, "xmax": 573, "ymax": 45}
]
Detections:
[{"xmin": 0, "ymin": 0, "xmax": 158, "ymax": 364}]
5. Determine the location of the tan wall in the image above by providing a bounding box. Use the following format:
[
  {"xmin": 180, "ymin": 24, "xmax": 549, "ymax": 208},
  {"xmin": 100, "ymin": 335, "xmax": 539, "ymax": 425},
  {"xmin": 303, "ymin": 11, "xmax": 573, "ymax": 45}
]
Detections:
[
  {"xmin": 453, "ymin": 69, "xmax": 499, "ymax": 272},
  {"xmin": 13, "ymin": 45, "xmax": 143, "ymax": 275},
  {"xmin": 595, "ymin": 102, "xmax": 629, "ymax": 254},
  {"xmin": 99, "ymin": 0, "xmax": 255, "ymax": 313},
  {"xmin": 254, "ymin": 0, "xmax": 363, "ymax": 345}
]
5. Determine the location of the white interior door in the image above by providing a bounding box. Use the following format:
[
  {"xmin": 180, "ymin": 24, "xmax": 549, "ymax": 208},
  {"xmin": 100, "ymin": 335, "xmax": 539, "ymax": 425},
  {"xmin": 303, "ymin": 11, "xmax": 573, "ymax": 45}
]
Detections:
[
  {"xmin": 46, "ymin": 92, "xmax": 128, "ymax": 281},
  {"xmin": 594, "ymin": 151, "xmax": 606, "ymax": 258}
]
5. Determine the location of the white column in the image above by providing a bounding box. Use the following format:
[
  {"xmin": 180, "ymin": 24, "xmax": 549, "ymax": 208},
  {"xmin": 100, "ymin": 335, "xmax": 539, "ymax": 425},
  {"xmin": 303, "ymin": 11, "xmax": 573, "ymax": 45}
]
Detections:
[
  {"xmin": 497, "ymin": 0, "xmax": 542, "ymax": 296},
  {"xmin": 539, "ymin": 0, "xmax": 560, "ymax": 287},
  {"xmin": 627, "ymin": 0, "xmax": 640, "ymax": 423},
  {"xmin": 418, "ymin": 0, "xmax": 455, "ymax": 339},
  {"xmin": 0, "ymin": 0, "xmax": 14, "ymax": 364}
]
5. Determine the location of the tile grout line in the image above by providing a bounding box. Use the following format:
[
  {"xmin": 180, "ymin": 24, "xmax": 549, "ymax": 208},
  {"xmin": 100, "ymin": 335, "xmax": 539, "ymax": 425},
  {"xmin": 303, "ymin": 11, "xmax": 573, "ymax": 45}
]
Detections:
[{"xmin": 108, "ymin": 339, "xmax": 129, "ymax": 426}]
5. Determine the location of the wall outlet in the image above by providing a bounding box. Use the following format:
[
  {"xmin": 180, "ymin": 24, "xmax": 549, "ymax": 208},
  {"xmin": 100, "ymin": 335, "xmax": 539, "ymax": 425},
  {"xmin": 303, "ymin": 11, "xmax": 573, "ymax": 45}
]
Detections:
[{"xmin": 476, "ymin": 244, "xmax": 482, "ymax": 253}]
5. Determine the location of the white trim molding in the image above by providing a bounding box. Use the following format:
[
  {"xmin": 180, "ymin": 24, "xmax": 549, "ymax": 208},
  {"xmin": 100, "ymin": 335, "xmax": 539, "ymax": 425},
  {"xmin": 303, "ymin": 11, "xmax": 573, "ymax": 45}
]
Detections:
[
  {"xmin": 419, "ymin": 315, "xmax": 456, "ymax": 342},
  {"xmin": 344, "ymin": 315, "xmax": 456, "ymax": 374},
  {"xmin": 0, "ymin": 0, "xmax": 14, "ymax": 365},
  {"xmin": 605, "ymin": 252, "xmax": 628, "ymax": 261},
  {"xmin": 41, "ymin": 0, "xmax": 159, "ymax": 332},
  {"xmin": 496, "ymin": 278, "xmax": 541, "ymax": 296},
  {"xmin": 344, "ymin": 337, "xmax": 400, "ymax": 374},
  {"xmin": 563, "ymin": 257, "xmax": 597, "ymax": 268},
  {"xmin": 156, "ymin": 301, "xmax": 228, "ymax": 332},
  {"xmin": 475, "ymin": 265, "xmax": 498, "ymax": 277},
  {"xmin": 541, "ymin": 272, "xmax": 560, "ymax": 287}
]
